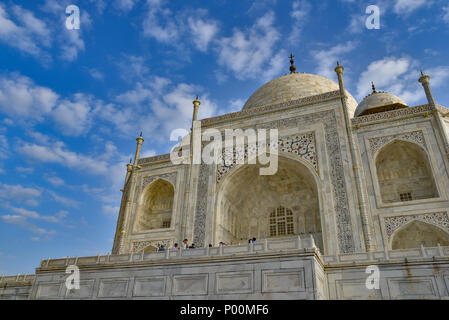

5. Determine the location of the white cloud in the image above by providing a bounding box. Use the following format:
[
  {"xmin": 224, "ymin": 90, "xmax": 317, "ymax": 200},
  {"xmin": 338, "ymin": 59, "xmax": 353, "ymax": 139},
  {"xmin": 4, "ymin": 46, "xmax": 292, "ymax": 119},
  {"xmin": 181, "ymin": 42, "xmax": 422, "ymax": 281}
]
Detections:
[
  {"xmin": 443, "ymin": 6, "xmax": 449, "ymax": 24},
  {"xmin": 0, "ymin": 134, "xmax": 8, "ymax": 159},
  {"xmin": 143, "ymin": 0, "xmax": 179, "ymax": 43},
  {"xmin": 0, "ymin": 72, "xmax": 95, "ymax": 136},
  {"xmin": 1, "ymin": 214, "xmax": 55, "ymax": 236},
  {"xmin": 0, "ymin": 4, "xmax": 51, "ymax": 58},
  {"xmin": 41, "ymin": 0, "xmax": 89, "ymax": 62},
  {"xmin": 116, "ymin": 54, "xmax": 151, "ymax": 82},
  {"xmin": 356, "ymin": 56, "xmax": 449, "ymax": 105},
  {"xmin": 0, "ymin": 73, "xmax": 59, "ymax": 121},
  {"xmin": 16, "ymin": 166, "xmax": 34, "ymax": 174},
  {"xmin": 312, "ymin": 41, "xmax": 356, "ymax": 80},
  {"xmin": 216, "ymin": 11, "xmax": 283, "ymax": 81},
  {"xmin": 0, "ymin": 183, "xmax": 42, "ymax": 202},
  {"xmin": 47, "ymin": 190, "xmax": 80, "ymax": 207},
  {"xmin": 102, "ymin": 205, "xmax": 120, "ymax": 216},
  {"xmin": 18, "ymin": 140, "xmax": 109, "ymax": 175},
  {"xmin": 46, "ymin": 175, "xmax": 64, "ymax": 187},
  {"xmin": 52, "ymin": 94, "xmax": 93, "ymax": 136},
  {"xmin": 394, "ymin": 0, "xmax": 428, "ymax": 15},
  {"xmin": 9, "ymin": 206, "xmax": 69, "ymax": 224},
  {"xmin": 227, "ymin": 99, "xmax": 245, "ymax": 113},
  {"xmin": 107, "ymin": 70, "xmax": 218, "ymax": 145},
  {"xmin": 289, "ymin": 0, "xmax": 311, "ymax": 43},
  {"xmin": 141, "ymin": 149, "xmax": 156, "ymax": 158},
  {"xmin": 188, "ymin": 17, "xmax": 219, "ymax": 52},
  {"xmin": 86, "ymin": 68, "xmax": 104, "ymax": 80},
  {"xmin": 114, "ymin": 0, "xmax": 138, "ymax": 12},
  {"xmin": 357, "ymin": 57, "xmax": 411, "ymax": 99},
  {"xmin": 347, "ymin": 14, "xmax": 366, "ymax": 34}
]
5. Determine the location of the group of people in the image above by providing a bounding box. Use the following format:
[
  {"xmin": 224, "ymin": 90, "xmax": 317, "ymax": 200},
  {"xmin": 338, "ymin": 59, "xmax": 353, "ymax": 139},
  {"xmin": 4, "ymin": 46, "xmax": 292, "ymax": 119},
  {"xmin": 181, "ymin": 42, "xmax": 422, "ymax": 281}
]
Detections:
[
  {"xmin": 156, "ymin": 239, "xmax": 196, "ymax": 252},
  {"xmin": 156, "ymin": 237, "xmax": 257, "ymax": 252}
]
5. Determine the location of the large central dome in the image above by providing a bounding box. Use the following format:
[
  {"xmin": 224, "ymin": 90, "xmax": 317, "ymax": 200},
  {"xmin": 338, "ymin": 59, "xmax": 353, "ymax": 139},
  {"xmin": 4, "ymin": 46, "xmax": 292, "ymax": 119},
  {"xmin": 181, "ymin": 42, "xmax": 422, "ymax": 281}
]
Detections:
[{"xmin": 243, "ymin": 72, "xmax": 341, "ymax": 110}]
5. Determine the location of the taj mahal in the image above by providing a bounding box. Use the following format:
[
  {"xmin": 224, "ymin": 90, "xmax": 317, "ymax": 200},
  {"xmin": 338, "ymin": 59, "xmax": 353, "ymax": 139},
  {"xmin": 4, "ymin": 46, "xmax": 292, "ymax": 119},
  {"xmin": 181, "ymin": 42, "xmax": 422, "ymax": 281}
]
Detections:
[{"xmin": 2, "ymin": 57, "xmax": 449, "ymax": 300}]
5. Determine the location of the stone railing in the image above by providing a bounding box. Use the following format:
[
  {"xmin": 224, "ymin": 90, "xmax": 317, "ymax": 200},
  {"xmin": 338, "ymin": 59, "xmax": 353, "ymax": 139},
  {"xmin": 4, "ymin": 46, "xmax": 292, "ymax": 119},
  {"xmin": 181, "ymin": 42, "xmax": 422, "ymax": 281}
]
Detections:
[
  {"xmin": 0, "ymin": 274, "xmax": 35, "ymax": 286},
  {"xmin": 38, "ymin": 235, "xmax": 320, "ymax": 269},
  {"xmin": 323, "ymin": 244, "xmax": 449, "ymax": 265}
]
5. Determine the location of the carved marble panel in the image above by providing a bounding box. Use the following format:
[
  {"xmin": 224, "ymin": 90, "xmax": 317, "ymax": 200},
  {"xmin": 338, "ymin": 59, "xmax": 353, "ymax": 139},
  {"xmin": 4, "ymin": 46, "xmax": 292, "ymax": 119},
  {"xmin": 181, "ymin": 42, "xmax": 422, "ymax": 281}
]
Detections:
[
  {"xmin": 369, "ymin": 131, "xmax": 426, "ymax": 155},
  {"xmin": 133, "ymin": 277, "xmax": 166, "ymax": 297},
  {"xmin": 262, "ymin": 268, "xmax": 305, "ymax": 293},
  {"xmin": 384, "ymin": 212, "xmax": 449, "ymax": 239},
  {"xmin": 97, "ymin": 279, "xmax": 129, "ymax": 298},
  {"xmin": 132, "ymin": 239, "xmax": 172, "ymax": 252},
  {"xmin": 172, "ymin": 274, "xmax": 208, "ymax": 296},
  {"xmin": 141, "ymin": 172, "xmax": 177, "ymax": 190},
  {"xmin": 216, "ymin": 132, "xmax": 318, "ymax": 183}
]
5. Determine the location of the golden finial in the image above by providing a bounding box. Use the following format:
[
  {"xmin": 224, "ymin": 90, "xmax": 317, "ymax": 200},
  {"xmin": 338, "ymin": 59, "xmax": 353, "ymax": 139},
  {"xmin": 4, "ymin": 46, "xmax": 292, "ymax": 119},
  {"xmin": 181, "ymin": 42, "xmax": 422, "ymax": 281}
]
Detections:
[{"xmin": 289, "ymin": 53, "xmax": 296, "ymax": 74}]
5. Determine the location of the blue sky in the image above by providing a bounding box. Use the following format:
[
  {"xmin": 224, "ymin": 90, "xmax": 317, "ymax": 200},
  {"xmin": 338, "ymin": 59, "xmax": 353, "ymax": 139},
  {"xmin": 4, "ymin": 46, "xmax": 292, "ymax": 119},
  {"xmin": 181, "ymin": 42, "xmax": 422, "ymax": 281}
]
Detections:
[{"xmin": 1, "ymin": 0, "xmax": 449, "ymax": 275}]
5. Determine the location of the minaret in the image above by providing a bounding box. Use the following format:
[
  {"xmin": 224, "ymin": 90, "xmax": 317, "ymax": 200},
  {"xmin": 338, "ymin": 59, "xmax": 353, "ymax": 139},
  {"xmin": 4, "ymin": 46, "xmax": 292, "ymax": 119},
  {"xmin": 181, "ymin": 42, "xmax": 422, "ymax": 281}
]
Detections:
[
  {"xmin": 133, "ymin": 132, "xmax": 144, "ymax": 167},
  {"xmin": 334, "ymin": 62, "xmax": 376, "ymax": 252},
  {"xmin": 334, "ymin": 61, "xmax": 345, "ymax": 92},
  {"xmin": 419, "ymin": 70, "xmax": 436, "ymax": 107},
  {"xmin": 183, "ymin": 97, "xmax": 202, "ymax": 246},
  {"xmin": 192, "ymin": 96, "xmax": 201, "ymax": 121},
  {"xmin": 419, "ymin": 70, "xmax": 449, "ymax": 158},
  {"xmin": 122, "ymin": 158, "xmax": 133, "ymax": 190},
  {"xmin": 113, "ymin": 133, "xmax": 145, "ymax": 254}
]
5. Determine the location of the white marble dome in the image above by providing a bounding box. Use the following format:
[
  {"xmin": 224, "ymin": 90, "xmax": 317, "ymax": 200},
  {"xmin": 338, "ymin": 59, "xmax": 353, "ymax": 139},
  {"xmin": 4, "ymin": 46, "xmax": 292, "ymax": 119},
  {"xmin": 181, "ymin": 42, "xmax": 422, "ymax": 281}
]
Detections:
[
  {"xmin": 242, "ymin": 72, "xmax": 358, "ymax": 117},
  {"xmin": 355, "ymin": 91, "xmax": 407, "ymax": 117}
]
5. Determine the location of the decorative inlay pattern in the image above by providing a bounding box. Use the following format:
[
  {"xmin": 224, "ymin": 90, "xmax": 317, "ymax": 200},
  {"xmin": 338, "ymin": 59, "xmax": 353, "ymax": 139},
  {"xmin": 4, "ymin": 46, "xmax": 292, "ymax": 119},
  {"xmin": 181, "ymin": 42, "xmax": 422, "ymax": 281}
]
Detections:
[
  {"xmin": 216, "ymin": 132, "xmax": 317, "ymax": 183},
  {"xmin": 141, "ymin": 172, "xmax": 177, "ymax": 190},
  {"xmin": 193, "ymin": 163, "xmax": 211, "ymax": 247},
  {"xmin": 201, "ymin": 91, "xmax": 341, "ymax": 127},
  {"xmin": 384, "ymin": 212, "xmax": 449, "ymax": 239},
  {"xmin": 368, "ymin": 131, "xmax": 426, "ymax": 155},
  {"xmin": 132, "ymin": 239, "xmax": 172, "ymax": 252},
  {"xmin": 351, "ymin": 104, "xmax": 432, "ymax": 126},
  {"xmin": 138, "ymin": 153, "xmax": 171, "ymax": 165}
]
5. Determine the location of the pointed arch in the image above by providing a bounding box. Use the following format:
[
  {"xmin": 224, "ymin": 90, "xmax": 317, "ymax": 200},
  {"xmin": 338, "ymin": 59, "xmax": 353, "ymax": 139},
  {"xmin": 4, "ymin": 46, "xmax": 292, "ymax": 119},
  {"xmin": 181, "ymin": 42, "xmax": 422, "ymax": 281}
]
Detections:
[
  {"xmin": 375, "ymin": 140, "xmax": 438, "ymax": 203},
  {"xmin": 213, "ymin": 154, "xmax": 324, "ymax": 252},
  {"xmin": 137, "ymin": 178, "xmax": 174, "ymax": 231},
  {"xmin": 391, "ymin": 220, "xmax": 449, "ymax": 250}
]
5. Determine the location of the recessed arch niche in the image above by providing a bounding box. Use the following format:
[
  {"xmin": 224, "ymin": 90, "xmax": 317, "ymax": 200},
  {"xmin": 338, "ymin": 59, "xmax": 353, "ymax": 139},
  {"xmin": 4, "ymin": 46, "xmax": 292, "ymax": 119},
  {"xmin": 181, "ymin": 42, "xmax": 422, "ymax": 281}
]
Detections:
[
  {"xmin": 214, "ymin": 156, "xmax": 323, "ymax": 251},
  {"xmin": 375, "ymin": 140, "xmax": 438, "ymax": 203},
  {"xmin": 391, "ymin": 220, "xmax": 449, "ymax": 250},
  {"xmin": 136, "ymin": 179, "xmax": 174, "ymax": 231}
]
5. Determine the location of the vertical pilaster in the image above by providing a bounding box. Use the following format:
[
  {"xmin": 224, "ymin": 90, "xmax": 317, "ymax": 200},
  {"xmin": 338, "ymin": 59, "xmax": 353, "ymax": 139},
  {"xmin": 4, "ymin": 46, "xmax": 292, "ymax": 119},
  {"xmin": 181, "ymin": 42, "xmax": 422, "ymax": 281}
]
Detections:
[{"xmin": 335, "ymin": 63, "xmax": 376, "ymax": 252}]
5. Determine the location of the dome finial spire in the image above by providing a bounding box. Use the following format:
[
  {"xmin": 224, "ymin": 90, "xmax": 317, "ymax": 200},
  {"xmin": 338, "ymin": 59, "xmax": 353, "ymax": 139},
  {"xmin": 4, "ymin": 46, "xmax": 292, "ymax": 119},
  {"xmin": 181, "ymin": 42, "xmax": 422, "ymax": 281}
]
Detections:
[
  {"xmin": 289, "ymin": 53, "xmax": 296, "ymax": 74},
  {"xmin": 371, "ymin": 81, "xmax": 377, "ymax": 93}
]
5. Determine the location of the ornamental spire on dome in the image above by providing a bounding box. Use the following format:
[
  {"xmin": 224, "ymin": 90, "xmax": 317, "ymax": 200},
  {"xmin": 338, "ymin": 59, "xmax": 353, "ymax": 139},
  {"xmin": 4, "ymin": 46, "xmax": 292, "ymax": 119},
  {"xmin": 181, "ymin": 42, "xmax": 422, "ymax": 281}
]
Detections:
[
  {"xmin": 289, "ymin": 53, "xmax": 296, "ymax": 74},
  {"xmin": 371, "ymin": 82, "xmax": 377, "ymax": 93}
]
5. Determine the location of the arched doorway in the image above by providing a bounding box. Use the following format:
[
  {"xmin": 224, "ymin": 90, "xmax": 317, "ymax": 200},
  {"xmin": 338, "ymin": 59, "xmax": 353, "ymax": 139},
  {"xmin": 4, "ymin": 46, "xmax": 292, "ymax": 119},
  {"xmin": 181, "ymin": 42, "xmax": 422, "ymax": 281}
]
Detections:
[
  {"xmin": 136, "ymin": 179, "xmax": 174, "ymax": 231},
  {"xmin": 391, "ymin": 220, "xmax": 449, "ymax": 249},
  {"xmin": 376, "ymin": 140, "xmax": 438, "ymax": 203},
  {"xmin": 214, "ymin": 156, "xmax": 323, "ymax": 251}
]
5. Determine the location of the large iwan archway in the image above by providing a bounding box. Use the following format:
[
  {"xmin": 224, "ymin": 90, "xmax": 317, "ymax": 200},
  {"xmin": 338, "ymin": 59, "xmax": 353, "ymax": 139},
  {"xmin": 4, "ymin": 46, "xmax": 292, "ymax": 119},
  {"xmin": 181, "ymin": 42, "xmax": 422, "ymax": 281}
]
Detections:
[
  {"xmin": 376, "ymin": 140, "xmax": 438, "ymax": 203},
  {"xmin": 214, "ymin": 156, "xmax": 323, "ymax": 251}
]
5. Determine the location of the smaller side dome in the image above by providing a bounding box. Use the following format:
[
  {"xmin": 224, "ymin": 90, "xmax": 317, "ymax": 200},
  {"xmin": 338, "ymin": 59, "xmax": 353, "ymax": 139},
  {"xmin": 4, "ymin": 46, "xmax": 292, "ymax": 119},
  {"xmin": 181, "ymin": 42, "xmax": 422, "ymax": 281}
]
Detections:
[{"xmin": 355, "ymin": 89, "xmax": 408, "ymax": 117}]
